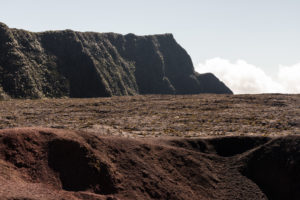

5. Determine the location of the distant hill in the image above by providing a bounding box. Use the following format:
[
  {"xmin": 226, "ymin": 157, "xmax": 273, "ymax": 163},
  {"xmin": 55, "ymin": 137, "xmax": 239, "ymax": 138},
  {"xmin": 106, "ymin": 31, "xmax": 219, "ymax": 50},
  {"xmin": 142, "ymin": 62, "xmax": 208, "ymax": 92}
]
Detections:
[{"xmin": 0, "ymin": 22, "xmax": 232, "ymax": 98}]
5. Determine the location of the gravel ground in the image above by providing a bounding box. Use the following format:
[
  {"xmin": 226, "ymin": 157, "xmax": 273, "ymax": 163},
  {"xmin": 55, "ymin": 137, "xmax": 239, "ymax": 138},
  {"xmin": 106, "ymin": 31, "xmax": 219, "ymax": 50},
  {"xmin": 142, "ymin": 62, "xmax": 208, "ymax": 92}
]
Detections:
[{"xmin": 0, "ymin": 94, "xmax": 299, "ymax": 137}]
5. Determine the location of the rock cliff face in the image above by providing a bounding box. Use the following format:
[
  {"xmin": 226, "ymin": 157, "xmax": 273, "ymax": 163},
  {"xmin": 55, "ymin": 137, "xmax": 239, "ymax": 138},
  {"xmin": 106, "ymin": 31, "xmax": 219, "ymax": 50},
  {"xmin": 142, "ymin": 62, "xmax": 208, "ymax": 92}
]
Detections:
[{"xmin": 0, "ymin": 22, "xmax": 232, "ymax": 98}]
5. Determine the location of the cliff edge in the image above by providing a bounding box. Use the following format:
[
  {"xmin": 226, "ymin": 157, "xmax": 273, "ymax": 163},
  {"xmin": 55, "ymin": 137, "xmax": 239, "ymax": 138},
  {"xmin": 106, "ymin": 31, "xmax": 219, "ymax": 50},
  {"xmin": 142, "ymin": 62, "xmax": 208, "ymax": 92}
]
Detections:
[{"xmin": 0, "ymin": 22, "xmax": 232, "ymax": 98}]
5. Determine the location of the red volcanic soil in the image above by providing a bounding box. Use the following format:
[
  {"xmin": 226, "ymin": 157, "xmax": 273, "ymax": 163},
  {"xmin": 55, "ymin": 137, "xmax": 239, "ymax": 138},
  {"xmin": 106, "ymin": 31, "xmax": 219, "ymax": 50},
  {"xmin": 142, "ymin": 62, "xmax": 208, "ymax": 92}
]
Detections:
[{"xmin": 0, "ymin": 128, "xmax": 299, "ymax": 200}]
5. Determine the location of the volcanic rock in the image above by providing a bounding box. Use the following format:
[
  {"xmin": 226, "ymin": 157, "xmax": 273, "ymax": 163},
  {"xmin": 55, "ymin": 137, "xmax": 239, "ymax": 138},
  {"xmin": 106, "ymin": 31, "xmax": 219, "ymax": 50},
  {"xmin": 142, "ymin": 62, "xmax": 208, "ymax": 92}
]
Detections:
[{"xmin": 0, "ymin": 22, "xmax": 232, "ymax": 98}]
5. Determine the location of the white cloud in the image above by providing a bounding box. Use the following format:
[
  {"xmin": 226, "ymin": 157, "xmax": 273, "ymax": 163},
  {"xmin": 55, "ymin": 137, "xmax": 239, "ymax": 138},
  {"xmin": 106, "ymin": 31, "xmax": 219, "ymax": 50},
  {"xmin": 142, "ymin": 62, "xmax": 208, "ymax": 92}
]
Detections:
[
  {"xmin": 195, "ymin": 58, "xmax": 300, "ymax": 94},
  {"xmin": 278, "ymin": 63, "xmax": 300, "ymax": 93}
]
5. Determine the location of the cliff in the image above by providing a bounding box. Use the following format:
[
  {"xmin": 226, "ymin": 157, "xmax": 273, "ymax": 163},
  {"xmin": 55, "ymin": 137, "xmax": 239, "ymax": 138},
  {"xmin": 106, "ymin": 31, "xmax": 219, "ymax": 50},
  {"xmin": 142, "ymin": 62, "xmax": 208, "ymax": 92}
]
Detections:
[{"xmin": 0, "ymin": 22, "xmax": 232, "ymax": 98}]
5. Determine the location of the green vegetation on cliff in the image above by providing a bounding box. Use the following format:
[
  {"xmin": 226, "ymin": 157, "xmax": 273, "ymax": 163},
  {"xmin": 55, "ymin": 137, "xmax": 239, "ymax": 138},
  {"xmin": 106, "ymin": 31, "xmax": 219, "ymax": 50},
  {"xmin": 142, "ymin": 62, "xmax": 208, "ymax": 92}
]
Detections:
[{"xmin": 0, "ymin": 22, "xmax": 232, "ymax": 98}]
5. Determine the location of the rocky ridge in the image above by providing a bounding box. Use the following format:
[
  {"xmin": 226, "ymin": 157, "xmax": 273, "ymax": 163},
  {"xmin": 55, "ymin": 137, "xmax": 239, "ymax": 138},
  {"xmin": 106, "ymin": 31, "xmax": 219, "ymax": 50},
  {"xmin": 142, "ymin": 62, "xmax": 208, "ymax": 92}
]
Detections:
[{"xmin": 0, "ymin": 22, "xmax": 232, "ymax": 98}]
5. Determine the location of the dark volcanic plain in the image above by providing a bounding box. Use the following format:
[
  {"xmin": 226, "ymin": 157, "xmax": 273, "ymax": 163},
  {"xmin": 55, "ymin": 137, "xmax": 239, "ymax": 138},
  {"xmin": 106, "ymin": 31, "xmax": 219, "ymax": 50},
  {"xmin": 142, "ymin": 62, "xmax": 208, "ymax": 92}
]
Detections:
[
  {"xmin": 0, "ymin": 94, "xmax": 299, "ymax": 136},
  {"xmin": 0, "ymin": 94, "xmax": 300, "ymax": 200}
]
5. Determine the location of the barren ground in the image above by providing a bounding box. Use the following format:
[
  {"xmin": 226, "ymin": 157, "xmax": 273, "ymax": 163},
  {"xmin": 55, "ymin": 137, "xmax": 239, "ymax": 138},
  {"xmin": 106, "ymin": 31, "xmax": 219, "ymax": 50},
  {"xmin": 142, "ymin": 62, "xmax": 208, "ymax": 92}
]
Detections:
[
  {"xmin": 0, "ymin": 94, "xmax": 299, "ymax": 137},
  {"xmin": 1, "ymin": 94, "xmax": 300, "ymax": 200}
]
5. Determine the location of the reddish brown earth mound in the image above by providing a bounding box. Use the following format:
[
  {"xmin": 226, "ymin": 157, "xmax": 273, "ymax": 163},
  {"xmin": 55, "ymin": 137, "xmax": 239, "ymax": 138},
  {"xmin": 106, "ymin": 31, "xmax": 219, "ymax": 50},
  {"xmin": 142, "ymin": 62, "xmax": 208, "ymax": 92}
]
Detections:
[{"xmin": 0, "ymin": 128, "xmax": 299, "ymax": 200}]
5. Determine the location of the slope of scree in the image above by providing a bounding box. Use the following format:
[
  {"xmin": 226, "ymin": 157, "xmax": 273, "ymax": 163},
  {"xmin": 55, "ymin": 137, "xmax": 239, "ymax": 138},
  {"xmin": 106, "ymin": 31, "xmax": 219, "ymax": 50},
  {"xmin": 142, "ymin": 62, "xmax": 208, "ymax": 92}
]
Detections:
[
  {"xmin": 0, "ymin": 22, "xmax": 232, "ymax": 98},
  {"xmin": 48, "ymin": 139, "xmax": 117, "ymax": 194},
  {"xmin": 0, "ymin": 128, "xmax": 299, "ymax": 200},
  {"xmin": 240, "ymin": 136, "xmax": 300, "ymax": 200}
]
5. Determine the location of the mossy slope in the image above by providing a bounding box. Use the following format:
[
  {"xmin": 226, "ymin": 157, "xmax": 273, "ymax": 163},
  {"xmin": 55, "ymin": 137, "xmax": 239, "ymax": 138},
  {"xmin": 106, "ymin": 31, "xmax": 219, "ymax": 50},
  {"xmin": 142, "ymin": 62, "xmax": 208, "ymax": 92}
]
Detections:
[{"xmin": 0, "ymin": 22, "xmax": 232, "ymax": 98}]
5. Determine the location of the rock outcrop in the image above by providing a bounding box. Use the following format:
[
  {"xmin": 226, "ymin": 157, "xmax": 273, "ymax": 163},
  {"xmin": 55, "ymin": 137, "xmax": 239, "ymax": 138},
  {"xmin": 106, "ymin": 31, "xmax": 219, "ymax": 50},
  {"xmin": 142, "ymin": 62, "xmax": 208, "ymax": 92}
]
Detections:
[{"xmin": 0, "ymin": 22, "xmax": 232, "ymax": 98}]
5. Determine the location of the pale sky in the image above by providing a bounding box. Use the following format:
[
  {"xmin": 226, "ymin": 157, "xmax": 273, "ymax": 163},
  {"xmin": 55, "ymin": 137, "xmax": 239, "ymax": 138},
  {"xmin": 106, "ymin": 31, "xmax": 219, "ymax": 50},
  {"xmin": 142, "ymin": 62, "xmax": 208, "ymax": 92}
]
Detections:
[{"xmin": 1, "ymin": 0, "xmax": 299, "ymax": 93}]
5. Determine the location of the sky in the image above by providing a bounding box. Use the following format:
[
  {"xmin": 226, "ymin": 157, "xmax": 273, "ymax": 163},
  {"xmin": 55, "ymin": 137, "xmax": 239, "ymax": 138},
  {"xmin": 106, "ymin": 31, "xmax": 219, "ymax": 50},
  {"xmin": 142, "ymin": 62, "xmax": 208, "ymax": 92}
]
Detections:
[{"xmin": 0, "ymin": 0, "xmax": 299, "ymax": 94}]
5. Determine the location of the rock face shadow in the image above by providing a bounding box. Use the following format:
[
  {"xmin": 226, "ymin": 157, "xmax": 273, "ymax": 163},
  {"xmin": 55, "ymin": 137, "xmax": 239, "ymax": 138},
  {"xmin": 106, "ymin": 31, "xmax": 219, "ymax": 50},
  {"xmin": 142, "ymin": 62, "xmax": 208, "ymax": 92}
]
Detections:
[
  {"xmin": 48, "ymin": 139, "xmax": 117, "ymax": 194},
  {"xmin": 208, "ymin": 136, "xmax": 270, "ymax": 157},
  {"xmin": 241, "ymin": 137, "xmax": 300, "ymax": 200}
]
